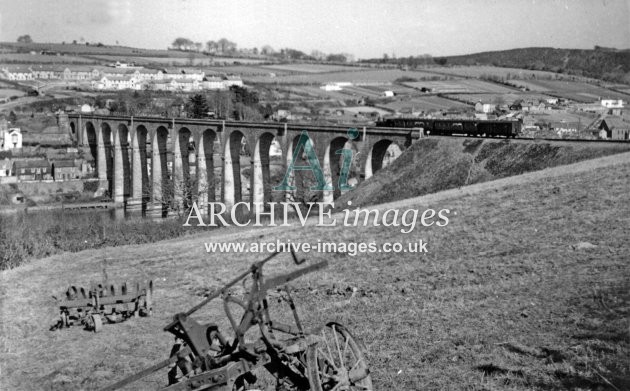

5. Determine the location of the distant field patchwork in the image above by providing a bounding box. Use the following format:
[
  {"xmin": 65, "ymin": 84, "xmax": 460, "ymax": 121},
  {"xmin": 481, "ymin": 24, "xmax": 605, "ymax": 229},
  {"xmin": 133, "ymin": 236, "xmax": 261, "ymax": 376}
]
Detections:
[
  {"xmin": 245, "ymin": 69, "xmax": 444, "ymax": 84},
  {"xmin": 404, "ymin": 79, "xmax": 515, "ymax": 93},
  {"xmin": 0, "ymin": 53, "xmax": 96, "ymax": 63},
  {"xmin": 508, "ymin": 80, "xmax": 630, "ymax": 102}
]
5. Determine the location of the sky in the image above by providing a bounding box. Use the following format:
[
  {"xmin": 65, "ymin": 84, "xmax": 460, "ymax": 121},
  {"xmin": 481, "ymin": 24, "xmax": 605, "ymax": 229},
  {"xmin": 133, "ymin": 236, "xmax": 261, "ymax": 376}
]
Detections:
[{"xmin": 0, "ymin": 0, "xmax": 628, "ymax": 59}]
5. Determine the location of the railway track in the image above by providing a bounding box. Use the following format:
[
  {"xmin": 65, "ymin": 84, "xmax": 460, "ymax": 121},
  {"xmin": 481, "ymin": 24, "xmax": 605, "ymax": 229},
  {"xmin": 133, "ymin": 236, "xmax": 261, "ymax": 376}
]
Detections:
[{"xmin": 424, "ymin": 133, "xmax": 630, "ymax": 145}]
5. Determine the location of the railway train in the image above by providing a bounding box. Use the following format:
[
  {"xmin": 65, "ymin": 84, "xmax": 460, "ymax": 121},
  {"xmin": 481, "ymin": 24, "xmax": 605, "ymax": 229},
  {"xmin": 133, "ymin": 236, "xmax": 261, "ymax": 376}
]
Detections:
[{"xmin": 376, "ymin": 117, "xmax": 522, "ymax": 138}]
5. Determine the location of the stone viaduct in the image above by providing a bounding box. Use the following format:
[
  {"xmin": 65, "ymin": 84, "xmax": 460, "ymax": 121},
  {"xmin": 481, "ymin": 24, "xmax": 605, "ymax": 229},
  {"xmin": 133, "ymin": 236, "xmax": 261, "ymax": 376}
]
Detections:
[{"xmin": 66, "ymin": 114, "xmax": 420, "ymax": 216}]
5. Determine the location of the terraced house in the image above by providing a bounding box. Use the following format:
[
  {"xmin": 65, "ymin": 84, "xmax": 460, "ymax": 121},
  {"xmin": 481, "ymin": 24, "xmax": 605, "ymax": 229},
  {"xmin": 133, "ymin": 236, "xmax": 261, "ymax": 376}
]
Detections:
[
  {"xmin": 12, "ymin": 160, "xmax": 51, "ymax": 181},
  {"xmin": 0, "ymin": 65, "xmax": 34, "ymax": 80}
]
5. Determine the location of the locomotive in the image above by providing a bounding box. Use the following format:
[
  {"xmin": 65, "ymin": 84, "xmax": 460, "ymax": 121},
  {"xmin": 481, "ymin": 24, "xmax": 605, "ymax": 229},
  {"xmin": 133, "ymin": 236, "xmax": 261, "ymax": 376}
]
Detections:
[{"xmin": 376, "ymin": 117, "xmax": 521, "ymax": 138}]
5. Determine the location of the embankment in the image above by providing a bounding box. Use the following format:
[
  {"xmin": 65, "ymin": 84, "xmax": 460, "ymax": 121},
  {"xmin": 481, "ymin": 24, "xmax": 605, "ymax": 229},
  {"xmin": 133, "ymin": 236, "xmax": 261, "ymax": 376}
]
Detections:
[{"xmin": 339, "ymin": 137, "xmax": 630, "ymax": 207}]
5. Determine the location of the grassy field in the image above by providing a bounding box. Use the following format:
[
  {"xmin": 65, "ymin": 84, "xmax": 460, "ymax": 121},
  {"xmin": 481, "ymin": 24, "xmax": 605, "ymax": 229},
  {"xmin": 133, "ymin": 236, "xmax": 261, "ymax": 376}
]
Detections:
[
  {"xmin": 404, "ymin": 79, "xmax": 516, "ymax": 94},
  {"xmin": 507, "ymin": 80, "xmax": 630, "ymax": 102},
  {"xmin": 261, "ymin": 64, "xmax": 363, "ymax": 73},
  {"xmin": 245, "ymin": 69, "xmax": 443, "ymax": 84},
  {"xmin": 426, "ymin": 65, "xmax": 567, "ymax": 80},
  {"xmin": 0, "ymin": 88, "xmax": 25, "ymax": 98},
  {"xmin": 0, "ymin": 53, "xmax": 97, "ymax": 64},
  {"xmin": 0, "ymin": 151, "xmax": 628, "ymax": 390},
  {"xmin": 380, "ymin": 96, "xmax": 471, "ymax": 111}
]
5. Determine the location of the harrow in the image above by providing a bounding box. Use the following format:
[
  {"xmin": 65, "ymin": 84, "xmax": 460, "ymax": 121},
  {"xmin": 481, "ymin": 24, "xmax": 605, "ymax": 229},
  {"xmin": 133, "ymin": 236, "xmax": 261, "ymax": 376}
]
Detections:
[
  {"xmin": 51, "ymin": 280, "xmax": 153, "ymax": 332},
  {"xmin": 100, "ymin": 251, "xmax": 373, "ymax": 390}
]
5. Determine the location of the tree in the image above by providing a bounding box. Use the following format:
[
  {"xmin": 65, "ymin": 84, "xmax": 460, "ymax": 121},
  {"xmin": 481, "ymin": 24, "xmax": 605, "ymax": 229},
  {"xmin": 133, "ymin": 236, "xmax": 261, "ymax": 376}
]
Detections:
[
  {"xmin": 17, "ymin": 35, "xmax": 33, "ymax": 44},
  {"xmin": 172, "ymin": 37, "xmax": 194, "ymax": 50},
  {"xmin": 261, "ymin": 45, "xmax": 274, "ymax": 55},
  {"xmin": 206, "ymin": 40, "xmax": 218, "ymax": 53},
  {"xmin": 326, "ymin": 54, "xmax": 347, "ymax": 63},
  {"xmin": 187, "ymin": 94, "xmax": 209, "ymax": 118},
  {"xmin": 217, "ymin": 38, "xmax": 237, "ymax": 54}
]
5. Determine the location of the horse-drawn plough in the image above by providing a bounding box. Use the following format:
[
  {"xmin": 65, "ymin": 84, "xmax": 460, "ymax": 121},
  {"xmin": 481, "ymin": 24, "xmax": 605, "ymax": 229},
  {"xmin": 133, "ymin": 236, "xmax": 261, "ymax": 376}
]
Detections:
[
  {"xmin": 51, "ymin": 280, "xmax": 153, "ymax": 332},
  {"xmin": 100, "ymin": 252, "xmax": 372, "ymax": 390}
]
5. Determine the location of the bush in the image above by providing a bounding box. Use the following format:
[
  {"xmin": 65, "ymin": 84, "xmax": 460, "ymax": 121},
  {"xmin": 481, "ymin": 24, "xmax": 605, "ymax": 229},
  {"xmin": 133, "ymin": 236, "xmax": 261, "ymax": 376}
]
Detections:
[{"xmin": 0, "ymin": 211, "xmax": 200, "ymax": 270}]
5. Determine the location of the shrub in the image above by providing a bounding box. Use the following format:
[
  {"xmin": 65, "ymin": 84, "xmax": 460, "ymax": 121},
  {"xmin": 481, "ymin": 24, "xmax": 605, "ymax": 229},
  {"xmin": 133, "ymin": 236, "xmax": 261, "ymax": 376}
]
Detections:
[{"xmin": 0, "ymin": 210, "xmax": 200, "ymax": 270}]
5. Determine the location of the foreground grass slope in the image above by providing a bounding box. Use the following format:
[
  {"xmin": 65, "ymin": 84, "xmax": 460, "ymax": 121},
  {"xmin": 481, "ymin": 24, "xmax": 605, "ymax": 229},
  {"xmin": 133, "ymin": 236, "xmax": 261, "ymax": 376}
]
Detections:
[
  {"xmin": 1, "ymin": 153, "xmax": 629, "ymax": 390},
  {"xmin": 339, "ymin": 137, "xmax": 630, "ymax": 208}
]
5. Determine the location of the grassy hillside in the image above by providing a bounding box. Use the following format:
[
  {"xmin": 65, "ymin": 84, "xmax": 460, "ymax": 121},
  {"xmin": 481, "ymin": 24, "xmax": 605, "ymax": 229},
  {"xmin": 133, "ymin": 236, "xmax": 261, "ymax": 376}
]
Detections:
[
  {"xmin": 441, "ymin": 47, "xmax": 630, "ymax": 83},
  {"xmin": 0, "ymin": 152, "xmax": 628, "ymax": 390},
  {"xmin": 339, "ymin": 138, "xmax": 630, "ymax": 208}
]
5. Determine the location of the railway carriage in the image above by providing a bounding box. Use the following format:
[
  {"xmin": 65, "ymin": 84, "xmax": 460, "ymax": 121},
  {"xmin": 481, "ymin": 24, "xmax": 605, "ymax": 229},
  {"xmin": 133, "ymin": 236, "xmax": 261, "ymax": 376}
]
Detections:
[{"xmin": 376, "ymin": 117, "xmax": 521, "ymax": 138}]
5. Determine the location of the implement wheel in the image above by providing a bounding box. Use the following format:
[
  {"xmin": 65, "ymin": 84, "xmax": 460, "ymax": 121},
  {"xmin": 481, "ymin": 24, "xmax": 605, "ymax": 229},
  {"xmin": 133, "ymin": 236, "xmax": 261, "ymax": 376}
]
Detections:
[
  {"xmin": 88, "ymin": 314, "xmax": 103, "ymax": 333},
  {"xmin": 306, "ymin": 322, "xmax": 373, "ymax": 391}
]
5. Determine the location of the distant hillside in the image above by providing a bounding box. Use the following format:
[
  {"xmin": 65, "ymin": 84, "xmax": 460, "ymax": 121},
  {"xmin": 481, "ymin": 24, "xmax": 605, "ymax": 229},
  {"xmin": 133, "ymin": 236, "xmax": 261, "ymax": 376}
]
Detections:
[
  {"xmin": 0, "ymin": 42, "xmax": 206, "ymax": 58},
  {"xmin": 439, "ymin": 47, "xmax": 630, "ymax": 83}
]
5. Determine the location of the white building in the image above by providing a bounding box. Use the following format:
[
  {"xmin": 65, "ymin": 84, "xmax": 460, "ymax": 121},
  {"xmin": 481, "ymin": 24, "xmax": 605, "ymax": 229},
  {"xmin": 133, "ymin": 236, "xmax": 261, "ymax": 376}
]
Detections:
[
  {"xmin": 0, "ymin": 127, "xmax": 23, "ymax": 151},
  {"xmin": 601, "ymin": 99, "xmax": 624, "ymax": 109},
  {"xmin": 223, "ymin": 75, "xmax": 243, "ymax": 87},
  {"xmin": 93, "ymin": 76, "xmax": 142, "ymax": 90},
  {"xmin": 321, "ymin": 83, "xmax": 342, "ymax": 91},
  {"xmin": 0, "ymin": 66, "xmax": 34, "ymax": 81},
  {"xmin": 202, "ymin": 76, "xmax": 226, "ymax": 90},
  {"xmin": 172, "ymin": 78, "xmax": 200, "ymax": 91}
]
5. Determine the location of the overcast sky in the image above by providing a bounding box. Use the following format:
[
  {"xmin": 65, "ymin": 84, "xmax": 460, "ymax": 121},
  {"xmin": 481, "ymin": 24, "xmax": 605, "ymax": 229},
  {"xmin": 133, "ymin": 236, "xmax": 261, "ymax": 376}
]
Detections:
[{"xmin": 0, "ymin": 0, "xmax": 628, "ymax": 58}]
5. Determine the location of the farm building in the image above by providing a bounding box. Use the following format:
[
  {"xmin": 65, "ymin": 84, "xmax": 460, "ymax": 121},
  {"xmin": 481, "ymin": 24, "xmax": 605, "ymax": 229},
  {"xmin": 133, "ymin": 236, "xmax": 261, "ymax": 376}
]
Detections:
[{"xmin": 598, "ymin": 117, "xmax": 630, "ymax": 140}]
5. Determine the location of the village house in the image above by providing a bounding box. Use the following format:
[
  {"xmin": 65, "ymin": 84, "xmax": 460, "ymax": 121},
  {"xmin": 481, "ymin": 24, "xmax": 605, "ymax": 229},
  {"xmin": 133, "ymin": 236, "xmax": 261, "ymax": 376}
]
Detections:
[
  {"xmin": 12, "ymin": 160, "xmax": 51, "ymax": 181},
  {"xmin": 62, "ymin": 67, "xmax": 100, "ymax": 80},
  {"xmin": 0, "ymin": 158, "xmax": 12, "ymax": 177},
  {"xmin": 223, "ymin": 75, "xmax": 243, "ymax": 87},
  {"xmin": 172, "ymin": 78, "xmax": 200, "ymax": 91},
  {"xmin": 0, "ymin": 126, "xmax": 23, "ymax": 151},
  {"xmin": 475, "ymin": 102, "xmax": 496, "ymax": 113},
  {"xmin": 202, "ymin": 76, "xmax": 226, "ymax": 90},
  {"xmin": 509, "ymin": 99, "xmax": 523, "ymax": 111},
  {"xmin": 93, "ymin": 76, "xmax": 142, "ymax": 90},
  {"xmin": 1, "ymin": 65, "xmax": 34, "ymax": 80},
  {"xmin": 135, "ymin": 68, "xmax": 164, "ymax": 81},
  {"xmin": 149, "ymin": 79, "xmax": 175, "ymax": 91},
  {"xmin": 162, "ymin": 68, "xmax": 205, "ymax": 81},
  {"xmin": 51, "ymin": 160, "xmax": 80, "ymax": 181}
]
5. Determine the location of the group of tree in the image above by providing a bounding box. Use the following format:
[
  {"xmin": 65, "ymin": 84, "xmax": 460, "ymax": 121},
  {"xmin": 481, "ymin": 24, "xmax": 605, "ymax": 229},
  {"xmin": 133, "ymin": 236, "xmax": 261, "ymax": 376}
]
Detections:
[
  {"xmin": 171, "ymin": 37, "xmax": 237, "ymax": 54},
  {"xmin": 170, "ymin": 37, "xmax": 352, "ymax": 62},
  {"xmin": 185, "ymin": 86, "xmax": 263, "ymax": 121},
  {"xmin": 16, "ymin": 35, "xmax": 33, "ymax": 44},
  {"xmin": 361, "ymin": 54, "xmax": 435, "ymax": 67}
]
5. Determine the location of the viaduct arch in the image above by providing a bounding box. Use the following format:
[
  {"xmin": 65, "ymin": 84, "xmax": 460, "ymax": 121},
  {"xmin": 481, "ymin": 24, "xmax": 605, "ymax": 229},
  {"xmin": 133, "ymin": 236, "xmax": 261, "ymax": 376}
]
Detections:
[{"xmin": 68, "ymin": 114, "xmax": 420, "ymax": 216}]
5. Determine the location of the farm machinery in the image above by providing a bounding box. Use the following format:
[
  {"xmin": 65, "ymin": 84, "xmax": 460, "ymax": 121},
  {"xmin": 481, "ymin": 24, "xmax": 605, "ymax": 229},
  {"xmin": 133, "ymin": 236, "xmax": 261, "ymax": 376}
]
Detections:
[
  {"xmin": 101, "ymin": 251, "xmax": 373, "ymax": 390},
  {"xmin": 51, "ymin": 280, "xmax": 153, "ymax": 332}
]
